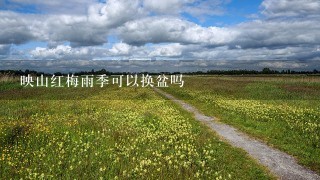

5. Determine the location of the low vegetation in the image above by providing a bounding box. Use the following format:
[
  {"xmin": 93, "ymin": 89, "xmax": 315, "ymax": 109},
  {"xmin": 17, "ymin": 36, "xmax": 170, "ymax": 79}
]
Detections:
[
  {"xmin": 163, "ymin": 75, "xmax": 320, "ymax": 174},
  {"xmin": 0, "ymin": 80, "xmax": 273, "ymax": 179}
]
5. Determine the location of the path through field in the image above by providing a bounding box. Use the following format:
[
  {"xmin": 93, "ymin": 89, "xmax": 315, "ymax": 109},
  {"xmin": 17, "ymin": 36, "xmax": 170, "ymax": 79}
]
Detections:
[{"xmin": 154, "ymin": 88, "xmax": 320, "ymax": 180}]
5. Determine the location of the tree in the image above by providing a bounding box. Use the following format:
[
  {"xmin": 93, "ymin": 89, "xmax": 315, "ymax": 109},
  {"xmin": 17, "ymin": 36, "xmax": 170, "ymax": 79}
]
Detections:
[{"xmin": 262, "ymin": 68, "xmax": 272, "ymax": 74}]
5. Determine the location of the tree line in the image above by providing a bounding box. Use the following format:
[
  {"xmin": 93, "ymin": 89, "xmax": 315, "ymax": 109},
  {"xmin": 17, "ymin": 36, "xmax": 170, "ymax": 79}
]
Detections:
[{"xmin": 0, "ymin": 68, "xmax": 319, "ymax": 76}]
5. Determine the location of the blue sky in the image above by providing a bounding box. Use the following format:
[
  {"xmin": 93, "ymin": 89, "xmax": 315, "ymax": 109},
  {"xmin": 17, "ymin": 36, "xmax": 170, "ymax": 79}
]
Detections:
[{"xmin": 0, "ymin": 0, "xmax": 320, "ymax": 68}]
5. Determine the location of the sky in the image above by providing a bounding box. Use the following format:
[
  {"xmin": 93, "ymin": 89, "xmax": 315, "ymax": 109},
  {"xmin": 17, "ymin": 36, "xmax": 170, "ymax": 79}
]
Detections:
[{"xmin": 0, "ymin": 0, "xmax": 320, "ymax": 71}]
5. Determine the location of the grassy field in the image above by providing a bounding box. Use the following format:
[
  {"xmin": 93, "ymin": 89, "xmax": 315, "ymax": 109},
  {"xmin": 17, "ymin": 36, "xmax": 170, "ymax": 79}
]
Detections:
[
  {"xmin": 163, "ymin": 75, "xmax": 320, "ymax": 174},
  {"xmin": 0, "ymin": 79, "xmax": 274, "ymax": 179}
]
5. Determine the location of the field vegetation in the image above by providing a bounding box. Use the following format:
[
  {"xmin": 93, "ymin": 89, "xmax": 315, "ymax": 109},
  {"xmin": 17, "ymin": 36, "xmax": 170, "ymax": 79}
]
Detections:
[
  {"xmin": 0, "ymin": 78, "xmax": 274, "ymax": 179},
  {"xmin": 163, "ymin": 75, "xmax": 320, "ymax": 174}
]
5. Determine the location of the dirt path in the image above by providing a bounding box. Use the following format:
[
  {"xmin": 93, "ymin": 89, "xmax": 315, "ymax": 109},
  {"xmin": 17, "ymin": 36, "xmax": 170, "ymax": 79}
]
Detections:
[{"xmin": 154, "ymin": 88, "xmax": 320, "ymax": 180}]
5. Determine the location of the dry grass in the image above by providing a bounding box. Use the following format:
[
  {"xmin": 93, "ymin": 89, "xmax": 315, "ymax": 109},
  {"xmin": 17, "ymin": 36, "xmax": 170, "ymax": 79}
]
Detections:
[{"xmin": 0, "ymin": 75, "xmax": 19, "ymax": 83}]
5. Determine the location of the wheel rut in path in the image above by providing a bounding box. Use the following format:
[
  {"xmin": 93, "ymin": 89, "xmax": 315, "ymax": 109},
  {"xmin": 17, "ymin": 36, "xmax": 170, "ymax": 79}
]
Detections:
[{"xmin": 154, "ymin": 88, "xmax": 320, "ymax": 180}]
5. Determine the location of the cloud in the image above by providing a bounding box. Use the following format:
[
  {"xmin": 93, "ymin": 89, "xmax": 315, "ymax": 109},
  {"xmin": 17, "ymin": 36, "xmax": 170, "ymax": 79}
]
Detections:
[
  {"xmin": 149, "ymin": 43, "xmax": 187, "ymax": 58},
  {"xmin": 29, "ymin": 43, "xmax": 148, "ymax": 60},
  {"xmin": 117, "ymin": 17, "xmax": 237, "ymax": 46},
  {"xmin": 88, "ymin": 0, "xmax": 145, "ymax": 28},
  {"xmin": 42, "ymin": 15, "xmax": 109, "ymax": 47},
  {"xmin": 190, "ymin": 45, "xmax": 320, "ymax": 61},
  {"xmin": 0, "ymin": 0, "xmax": 320, "ymax": 62},
  {"xmin": 0, "ymin": 12, "xmax": 35, "ymax": 45},
  {"xmin": 26, "ymin": 42, "xmax": 320, "ymax": 62},
  {"xmin": 40, "ymin": 0, "xmax": 146, "ymax": 47},
  {"xmin": 30, "ymin": 45, "xmax": 93, "ymax": 60},
  {"xmin": 261, "ymin": 0, "xmax": 320, "ymax": 18},
  {"xmin": 231, "ymin": 19, "xmax": 320, "ymax": 49},
  {"xmin": 0, "ymin": 11, "xmax": 106, "ymax": 47},
  {"xmin": 109, "ymin": 43, "xmax": 136, "ymax": 56},
  {"xmin": 0, "ymin": 0, "xmax": 147, "ymax": 47}
]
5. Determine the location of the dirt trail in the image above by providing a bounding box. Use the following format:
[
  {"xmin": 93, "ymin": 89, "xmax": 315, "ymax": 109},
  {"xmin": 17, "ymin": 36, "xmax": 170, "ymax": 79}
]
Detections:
[{"xmin": 154, "ymin": 88, "xmax": 320, "ymax": 180}]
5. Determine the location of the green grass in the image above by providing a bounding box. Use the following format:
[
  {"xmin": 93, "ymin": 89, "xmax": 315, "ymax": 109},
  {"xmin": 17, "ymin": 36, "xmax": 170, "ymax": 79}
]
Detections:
[
  {"xmin": 163, "ymin": 75, "xmax": 320, "ymax": 174},
  {"xmin": 0, "ymin": 80, "xmax": 274, "ymax": 179},
  {"xmin": 0, "ymin": 81, "xmax": 22, "ymax": 91}
]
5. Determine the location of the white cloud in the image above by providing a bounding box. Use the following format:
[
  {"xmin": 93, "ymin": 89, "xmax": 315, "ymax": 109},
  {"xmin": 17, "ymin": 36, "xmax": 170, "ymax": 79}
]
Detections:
[
  {"xmin": 30, "ymin": 45, "xmax": 92, "ymax": 60},
  {"xmin": 88, "ymin": 0, "xmax": 145, "ymax": 27},
  {"xmin": 110, "ymin": 43, "xmax": 135, "ymax": 55},
  {"xmin": 118, "ymin": 17, "xmax": 237, "ymax": 46},
  {"xmin": 149, "ymin": 43, "xmax": 184, "ymax": 57},
  {"xmin": 0, "ymin": 11, "xmax": 107, "ymax": 46},
  {"xmin": 44, "ymin": 15, "xmax": 110, "ymax": 47}
]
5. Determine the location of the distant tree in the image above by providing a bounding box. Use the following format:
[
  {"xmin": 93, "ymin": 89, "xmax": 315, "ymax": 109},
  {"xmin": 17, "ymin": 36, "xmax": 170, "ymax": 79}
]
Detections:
[
  {"xmin": 54, "ymin": 72, "xmax": 62, "ymax": 76},
  {"xmin": 98, "ymin": 69, "xmax": 107, "ymax": 74},
  {"xmin": 262, "ymin": 68, "xmax": 272, "ymax": 74}
]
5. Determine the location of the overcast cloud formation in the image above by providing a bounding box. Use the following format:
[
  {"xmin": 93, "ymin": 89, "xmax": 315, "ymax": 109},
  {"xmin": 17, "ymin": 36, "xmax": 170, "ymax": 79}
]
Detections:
[{"xmin": 0, "ymin": 0, "xmax": 319, "ymax": 62}]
